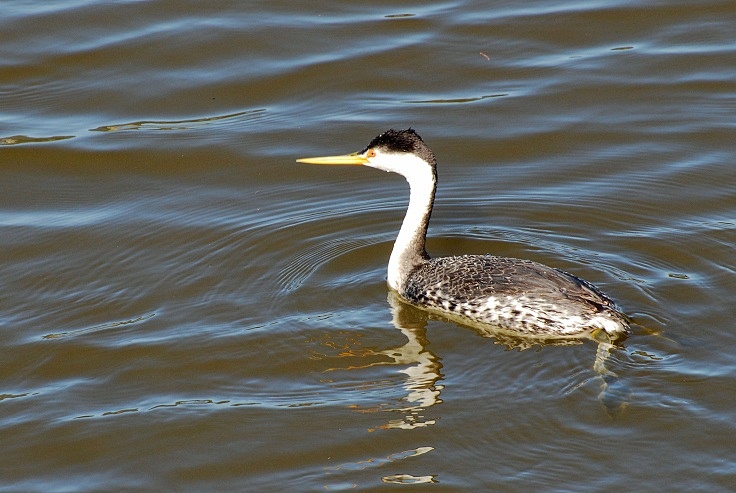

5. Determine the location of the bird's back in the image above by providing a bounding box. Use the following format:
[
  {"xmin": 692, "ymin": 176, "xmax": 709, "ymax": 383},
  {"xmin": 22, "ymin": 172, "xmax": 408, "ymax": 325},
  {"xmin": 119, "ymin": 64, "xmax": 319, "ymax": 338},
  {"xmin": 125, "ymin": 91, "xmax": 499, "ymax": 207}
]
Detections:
[{"xmin": 401, "ymin": 255, "xmax": 629, "ymax": 339}]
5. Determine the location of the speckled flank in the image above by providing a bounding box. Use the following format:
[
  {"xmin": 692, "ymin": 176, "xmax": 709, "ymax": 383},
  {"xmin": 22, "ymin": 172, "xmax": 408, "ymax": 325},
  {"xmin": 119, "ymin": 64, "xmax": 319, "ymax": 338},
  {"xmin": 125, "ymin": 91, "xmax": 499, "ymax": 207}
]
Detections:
[{"xmin": 402, "ymin": 255, "xmax": 629, "ymax": 338}]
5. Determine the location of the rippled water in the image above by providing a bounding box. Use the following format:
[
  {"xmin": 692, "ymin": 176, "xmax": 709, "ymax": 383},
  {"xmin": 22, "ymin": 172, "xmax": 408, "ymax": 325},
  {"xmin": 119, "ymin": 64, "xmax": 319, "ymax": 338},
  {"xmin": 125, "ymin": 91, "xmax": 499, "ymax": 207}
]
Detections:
[{"xmin": 2, "ymin": 1, "xmax": 735, "ymax": 490}]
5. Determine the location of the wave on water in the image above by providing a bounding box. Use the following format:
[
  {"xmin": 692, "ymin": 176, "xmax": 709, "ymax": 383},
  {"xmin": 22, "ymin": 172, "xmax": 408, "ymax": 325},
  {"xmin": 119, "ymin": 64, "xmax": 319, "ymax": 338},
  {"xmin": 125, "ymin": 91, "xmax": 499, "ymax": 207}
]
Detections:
[{"xmin": 90, "ymin": 109, "xmax": 266, "ymax": 133}]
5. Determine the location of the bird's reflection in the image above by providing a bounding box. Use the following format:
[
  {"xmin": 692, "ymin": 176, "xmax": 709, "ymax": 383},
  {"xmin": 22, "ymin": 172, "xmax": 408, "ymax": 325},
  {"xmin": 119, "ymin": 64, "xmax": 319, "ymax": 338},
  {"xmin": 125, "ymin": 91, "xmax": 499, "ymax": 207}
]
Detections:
[
  {"xmin": 316, "ymin": 292, "xmax": 443, "ymax": 430},
  {"xmin": 377, "ymin": 291, "xmax": 443, "ymax": 429},
  {"xmin": 383, "ymin": 291, "xmax": 631, "ymax": 418},
  {"xmin": 318, "ymin": 293, "xmax": 630, "ymax": 426}
]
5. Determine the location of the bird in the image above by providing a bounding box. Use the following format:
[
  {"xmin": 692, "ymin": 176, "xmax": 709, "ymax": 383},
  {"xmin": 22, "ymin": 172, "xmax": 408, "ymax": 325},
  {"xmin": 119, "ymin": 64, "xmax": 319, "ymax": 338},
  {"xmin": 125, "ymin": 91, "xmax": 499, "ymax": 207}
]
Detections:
[{"xmin": 297, "ymin": 128, "xmax": 629, "ymax": 343}]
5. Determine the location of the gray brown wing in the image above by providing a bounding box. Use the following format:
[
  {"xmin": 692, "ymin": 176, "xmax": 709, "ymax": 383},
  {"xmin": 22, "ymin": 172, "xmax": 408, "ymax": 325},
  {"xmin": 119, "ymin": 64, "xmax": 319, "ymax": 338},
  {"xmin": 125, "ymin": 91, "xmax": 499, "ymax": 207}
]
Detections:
[{"xmin": 405, "ymin": 255, "xmax": 617, "ymax": 309}]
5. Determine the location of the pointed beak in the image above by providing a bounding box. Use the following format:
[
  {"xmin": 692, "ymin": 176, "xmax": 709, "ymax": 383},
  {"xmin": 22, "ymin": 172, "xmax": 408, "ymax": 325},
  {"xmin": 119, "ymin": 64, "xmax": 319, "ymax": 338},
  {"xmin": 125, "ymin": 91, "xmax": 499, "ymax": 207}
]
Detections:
[{"xmin": 296, "ymin": 152, "xmax": 368, "ymax": 166}]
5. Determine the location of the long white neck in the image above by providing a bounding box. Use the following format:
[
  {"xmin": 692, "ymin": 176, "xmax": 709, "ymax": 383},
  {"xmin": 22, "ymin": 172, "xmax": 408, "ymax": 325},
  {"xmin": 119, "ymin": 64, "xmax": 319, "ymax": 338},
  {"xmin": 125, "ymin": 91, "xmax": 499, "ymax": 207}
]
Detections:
[{"xmin": 385, "ymin": 162, "xmax": 436, "ymax": 292}]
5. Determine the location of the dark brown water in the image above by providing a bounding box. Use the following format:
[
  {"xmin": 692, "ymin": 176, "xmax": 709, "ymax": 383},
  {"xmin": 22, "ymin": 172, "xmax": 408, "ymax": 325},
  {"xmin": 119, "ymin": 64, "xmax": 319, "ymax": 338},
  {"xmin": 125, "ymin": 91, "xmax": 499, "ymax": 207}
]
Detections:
[{"xmin": 2, "ymin": 1, "xmax": 735, "ymax": 490}]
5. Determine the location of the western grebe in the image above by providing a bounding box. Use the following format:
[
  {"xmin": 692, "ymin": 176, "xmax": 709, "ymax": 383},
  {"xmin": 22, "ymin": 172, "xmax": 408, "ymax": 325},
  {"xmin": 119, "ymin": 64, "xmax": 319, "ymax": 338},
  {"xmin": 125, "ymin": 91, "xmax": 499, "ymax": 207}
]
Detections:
[{"xmin": 297, "ymin": 128, "xmax": 629, "ymax": 343}]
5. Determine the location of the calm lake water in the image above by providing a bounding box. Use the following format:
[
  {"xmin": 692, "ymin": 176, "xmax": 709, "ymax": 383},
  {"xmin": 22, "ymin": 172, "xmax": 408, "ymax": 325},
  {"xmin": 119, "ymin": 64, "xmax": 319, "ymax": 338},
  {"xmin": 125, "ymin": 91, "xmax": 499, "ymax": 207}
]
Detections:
[{"xmin": 2, "ymin": 1, "xmax": 735, "ymax": 491}]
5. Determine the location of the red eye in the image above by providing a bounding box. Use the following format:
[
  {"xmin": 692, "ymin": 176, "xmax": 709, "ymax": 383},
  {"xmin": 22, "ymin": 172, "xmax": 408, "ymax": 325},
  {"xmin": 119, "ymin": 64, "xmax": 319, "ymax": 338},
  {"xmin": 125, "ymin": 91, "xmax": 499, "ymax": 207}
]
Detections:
[{"xmin": 366, "ymin": 149, "xmax": 376, "ymax": 158}]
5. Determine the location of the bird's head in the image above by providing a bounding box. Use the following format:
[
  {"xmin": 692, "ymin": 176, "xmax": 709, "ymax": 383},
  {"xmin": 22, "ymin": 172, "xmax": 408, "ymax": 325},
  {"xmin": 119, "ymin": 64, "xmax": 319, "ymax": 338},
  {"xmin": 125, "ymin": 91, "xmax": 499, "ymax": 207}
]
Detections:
[{"xmin": 297, "ymin": 128, "xmax": 436, "ymax": 179}]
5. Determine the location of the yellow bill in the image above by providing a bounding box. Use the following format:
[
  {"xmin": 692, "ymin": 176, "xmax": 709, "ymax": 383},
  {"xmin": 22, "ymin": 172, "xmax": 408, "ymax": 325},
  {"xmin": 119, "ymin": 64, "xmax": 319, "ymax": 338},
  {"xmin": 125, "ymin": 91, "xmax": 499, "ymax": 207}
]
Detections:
[{"xmin": 296, "ymin": 152, "xmax": 368, "ymax": 166}]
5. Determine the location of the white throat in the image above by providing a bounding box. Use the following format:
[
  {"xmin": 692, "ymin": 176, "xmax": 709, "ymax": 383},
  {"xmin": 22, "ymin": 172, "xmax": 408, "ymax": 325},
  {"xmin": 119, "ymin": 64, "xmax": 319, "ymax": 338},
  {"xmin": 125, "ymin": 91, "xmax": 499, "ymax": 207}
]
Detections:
[{"xmin": 366, "ymin": 153, "xmax": 436, "ymax": 292}]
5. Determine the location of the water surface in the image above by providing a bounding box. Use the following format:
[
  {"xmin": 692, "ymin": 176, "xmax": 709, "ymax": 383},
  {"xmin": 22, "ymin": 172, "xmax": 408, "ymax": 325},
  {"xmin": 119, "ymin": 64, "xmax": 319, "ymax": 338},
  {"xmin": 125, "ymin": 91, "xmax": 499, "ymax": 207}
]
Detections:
[{"xmin": 2, "ymin": 1, "xmax": 735, "ymax": 490}]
